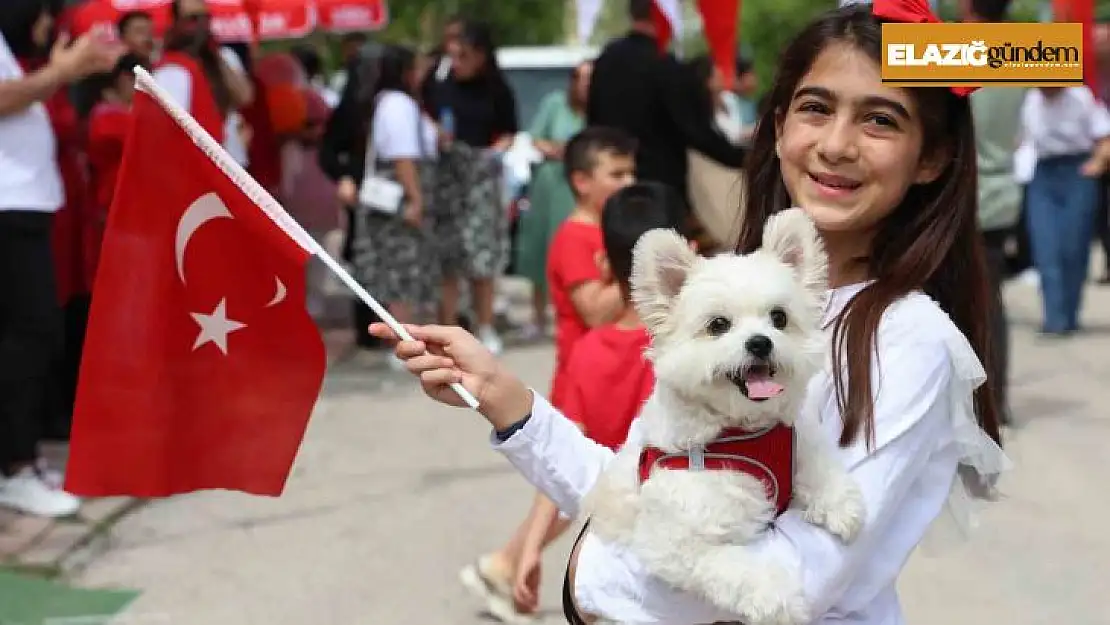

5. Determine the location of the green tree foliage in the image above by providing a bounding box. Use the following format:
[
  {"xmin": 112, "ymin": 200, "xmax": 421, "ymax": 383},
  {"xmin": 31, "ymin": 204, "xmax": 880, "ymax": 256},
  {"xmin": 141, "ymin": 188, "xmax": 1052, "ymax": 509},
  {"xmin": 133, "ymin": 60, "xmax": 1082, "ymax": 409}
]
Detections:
[{"xmin": 376, "ymin": 0, "xmax": 566, "ymax": 48}]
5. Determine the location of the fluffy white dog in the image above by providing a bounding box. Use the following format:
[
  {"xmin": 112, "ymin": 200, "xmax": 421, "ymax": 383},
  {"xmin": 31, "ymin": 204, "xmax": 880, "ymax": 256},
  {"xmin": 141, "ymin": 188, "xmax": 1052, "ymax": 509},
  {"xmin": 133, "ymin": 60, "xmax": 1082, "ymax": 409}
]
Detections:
[{"xmin": 582, "ymin": 208, "xmax": 865, "ymax": 625}]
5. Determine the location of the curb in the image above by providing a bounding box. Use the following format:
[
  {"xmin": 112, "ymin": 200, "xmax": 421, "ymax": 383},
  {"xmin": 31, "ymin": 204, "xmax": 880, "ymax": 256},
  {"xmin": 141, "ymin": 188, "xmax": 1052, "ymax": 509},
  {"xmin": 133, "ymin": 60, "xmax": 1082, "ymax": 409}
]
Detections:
[{"xmin": 0, "ymin": 497, "xmax": 146, "ymax": 580}]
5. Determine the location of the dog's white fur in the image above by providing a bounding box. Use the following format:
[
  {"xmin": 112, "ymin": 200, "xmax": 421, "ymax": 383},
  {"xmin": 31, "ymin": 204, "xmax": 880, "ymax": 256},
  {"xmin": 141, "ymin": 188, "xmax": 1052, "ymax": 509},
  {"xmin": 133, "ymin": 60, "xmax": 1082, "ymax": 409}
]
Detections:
[{"xmin": 582, "ymin": 209, "xmax": 865, "ymax": 625}]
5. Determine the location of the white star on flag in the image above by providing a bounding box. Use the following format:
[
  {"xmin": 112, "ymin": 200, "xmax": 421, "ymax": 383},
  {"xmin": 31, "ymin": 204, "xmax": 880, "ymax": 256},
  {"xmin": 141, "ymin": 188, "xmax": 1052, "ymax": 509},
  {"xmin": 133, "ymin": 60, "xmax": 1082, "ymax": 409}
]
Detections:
[{"xmin": 191, "ymin": 298, "xmax": 246, "ymax": 355}]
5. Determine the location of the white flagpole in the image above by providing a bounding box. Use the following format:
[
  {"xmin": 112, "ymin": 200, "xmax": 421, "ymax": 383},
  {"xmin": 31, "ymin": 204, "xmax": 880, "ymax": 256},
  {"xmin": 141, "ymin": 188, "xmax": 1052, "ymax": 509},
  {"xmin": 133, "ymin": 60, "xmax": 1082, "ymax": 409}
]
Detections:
[{"xmin": 132, "ymin": 67, "xmax": 481, "ymax": 411}]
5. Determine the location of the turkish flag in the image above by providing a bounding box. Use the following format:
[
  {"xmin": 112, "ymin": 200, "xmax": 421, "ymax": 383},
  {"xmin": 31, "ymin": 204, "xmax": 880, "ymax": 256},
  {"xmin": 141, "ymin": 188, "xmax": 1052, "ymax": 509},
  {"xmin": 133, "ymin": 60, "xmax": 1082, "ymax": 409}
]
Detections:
[
  {"xmin": 696, "ymin": 0, "xmax": 741, "ymax": 90},
  {"xmin": 65, "ymin": 73, "xmax": 327, "ymax": 498}
]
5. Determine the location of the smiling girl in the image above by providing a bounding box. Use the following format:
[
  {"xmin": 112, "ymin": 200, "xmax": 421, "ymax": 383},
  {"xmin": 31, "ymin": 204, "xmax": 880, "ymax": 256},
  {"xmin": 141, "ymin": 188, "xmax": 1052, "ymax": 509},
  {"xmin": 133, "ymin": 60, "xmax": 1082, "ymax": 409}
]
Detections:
[{"xmin": 371, "ymin": 1, "xmax": 1009, "ymax": 623}]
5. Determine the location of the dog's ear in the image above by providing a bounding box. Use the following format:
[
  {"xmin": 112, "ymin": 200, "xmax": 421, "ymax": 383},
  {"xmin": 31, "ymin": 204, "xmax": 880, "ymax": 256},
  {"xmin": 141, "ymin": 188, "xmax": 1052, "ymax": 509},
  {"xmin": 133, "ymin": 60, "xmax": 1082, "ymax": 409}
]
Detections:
[
  {"xmin": 631, "ymin": 229, "xmax": 699, "ymax": 334},
  {"xmin": 761, "ymin": 208, "xmax": 829, "ymax": 299}
]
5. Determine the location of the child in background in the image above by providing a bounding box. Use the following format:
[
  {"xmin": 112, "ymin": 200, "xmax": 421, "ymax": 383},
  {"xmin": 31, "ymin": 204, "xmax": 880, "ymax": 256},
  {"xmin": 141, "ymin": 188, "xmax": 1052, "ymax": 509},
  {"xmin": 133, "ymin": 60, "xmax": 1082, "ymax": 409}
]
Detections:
[
  {"xmin": 86, "ymin": 53, "xmax": 144, "ymax": 285},
  {"xmin": 546, "ymin": 126, "xmax": 638, "ymax": 409},
  {"xmin": 510, "ymin": 181, "xmax": 692, "ymax": 613},
  {"xmin": 459, "ymin": 126, "xmax": 636, "ymax": 623}
]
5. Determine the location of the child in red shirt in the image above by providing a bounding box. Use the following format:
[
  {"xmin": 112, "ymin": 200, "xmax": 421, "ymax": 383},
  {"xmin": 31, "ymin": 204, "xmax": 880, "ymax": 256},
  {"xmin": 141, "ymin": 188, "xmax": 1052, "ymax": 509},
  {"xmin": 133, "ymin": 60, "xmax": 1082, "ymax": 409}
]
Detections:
[
  {"xmin": 86, "ymin": 54, "xmax": 143, "ymax": 284},
  {"xmin": 545, "ymin": 127, "xmax": 637, "ymax": 409},
  {"xmin": 459, "ymin": 127, "xmax": 636, "ymax": 621},
  {"xmin": 512, "ymin": 181, "xmax": 692, "ymax": 611}
]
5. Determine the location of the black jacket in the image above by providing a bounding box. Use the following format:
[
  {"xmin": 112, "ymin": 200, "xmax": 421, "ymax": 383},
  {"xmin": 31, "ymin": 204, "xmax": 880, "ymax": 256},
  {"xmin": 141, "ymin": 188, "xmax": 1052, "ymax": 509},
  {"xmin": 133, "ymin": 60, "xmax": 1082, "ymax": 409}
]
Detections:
[
  {"xmin": 318, "ymin": 59, "xmax": 367, "ymax": 184},
  {"xmin": 587, "ymin": 32, "xmax": 746, "ymax": 202}
]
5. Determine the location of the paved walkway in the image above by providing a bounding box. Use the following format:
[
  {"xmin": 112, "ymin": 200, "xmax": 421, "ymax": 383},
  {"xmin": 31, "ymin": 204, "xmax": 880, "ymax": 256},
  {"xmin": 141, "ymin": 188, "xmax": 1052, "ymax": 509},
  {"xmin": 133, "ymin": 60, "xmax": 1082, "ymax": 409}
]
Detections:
[{"xmin": 8, "ymin": 278, "xmax": 1108, "ymax": 624}]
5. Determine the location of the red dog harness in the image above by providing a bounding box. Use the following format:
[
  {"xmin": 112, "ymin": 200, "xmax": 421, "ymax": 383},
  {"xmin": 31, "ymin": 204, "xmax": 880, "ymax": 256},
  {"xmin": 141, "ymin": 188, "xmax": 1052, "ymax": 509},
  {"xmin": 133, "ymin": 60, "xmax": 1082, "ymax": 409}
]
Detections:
[{"xmin": 638, "ymin": 425, "xmax": 795, "ymax": 516}]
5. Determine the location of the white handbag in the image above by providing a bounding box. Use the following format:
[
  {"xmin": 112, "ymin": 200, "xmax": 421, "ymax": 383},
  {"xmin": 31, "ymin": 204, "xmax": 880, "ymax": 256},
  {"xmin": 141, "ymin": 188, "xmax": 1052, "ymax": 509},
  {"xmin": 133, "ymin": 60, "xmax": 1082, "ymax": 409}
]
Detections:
[{"xmin": 357, "ymin": 142, "xmax": 405, "ymax": 215}]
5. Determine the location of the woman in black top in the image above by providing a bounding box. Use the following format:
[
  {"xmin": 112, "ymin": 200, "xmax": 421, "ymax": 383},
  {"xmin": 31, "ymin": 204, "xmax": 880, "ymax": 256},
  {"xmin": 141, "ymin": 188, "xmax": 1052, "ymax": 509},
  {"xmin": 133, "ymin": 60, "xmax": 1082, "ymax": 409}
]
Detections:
[{"xmin": 424, "ymin": 21, "xmax": 518, "ymax": 355}]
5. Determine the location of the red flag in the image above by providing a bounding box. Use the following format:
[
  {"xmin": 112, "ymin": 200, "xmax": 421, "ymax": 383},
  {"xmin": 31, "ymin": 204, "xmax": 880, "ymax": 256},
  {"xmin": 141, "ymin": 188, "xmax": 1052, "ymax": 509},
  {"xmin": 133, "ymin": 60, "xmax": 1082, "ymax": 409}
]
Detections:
[
  {"xmin": 650, "ymin": 0, "xmax": 682, "ymax": 51},
  {"xmin": 65, "ymin": 70, "xmax": 327, "ymax": 498},
  {"xmin": 696, "ymin": 0, "xmax": 741, "ymax": 90}
]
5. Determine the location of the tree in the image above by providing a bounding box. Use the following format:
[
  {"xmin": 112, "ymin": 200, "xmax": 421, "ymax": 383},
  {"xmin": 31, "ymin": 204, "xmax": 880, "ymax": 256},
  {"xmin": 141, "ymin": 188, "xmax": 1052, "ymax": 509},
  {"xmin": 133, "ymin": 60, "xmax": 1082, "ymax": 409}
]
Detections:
[{"xmin": 375, "ymin": 0, "xmax": 566, "ymax": 48}]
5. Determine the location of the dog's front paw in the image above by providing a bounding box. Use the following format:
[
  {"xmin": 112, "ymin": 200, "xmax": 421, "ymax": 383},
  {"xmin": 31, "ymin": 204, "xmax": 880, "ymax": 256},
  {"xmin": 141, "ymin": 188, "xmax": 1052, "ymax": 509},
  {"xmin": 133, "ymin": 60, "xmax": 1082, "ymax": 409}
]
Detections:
[
  {"xmin": 802, "ymin": 477, "xmax": 866, "ymax": 542},
  {"xmin": 727, "ymin": 563, "xmax": 810, "ymax": 625}
]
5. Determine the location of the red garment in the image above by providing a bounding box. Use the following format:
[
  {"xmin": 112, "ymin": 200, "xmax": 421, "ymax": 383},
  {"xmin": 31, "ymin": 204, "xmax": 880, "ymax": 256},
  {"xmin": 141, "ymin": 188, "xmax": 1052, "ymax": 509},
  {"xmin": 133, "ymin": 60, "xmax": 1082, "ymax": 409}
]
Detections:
[
  {"xmin": 19, "ymin": 57, "xmax": 94, "ymax": 302},
  {"xmin": 158, "ymin": 51, "xmax": 226, "ymax": 144},
  {"xmin": 546, "ymin": 219, "xmax": 605, "ymax": 409},
  {"xmin": 639, "ymin": 425, "xmax": 795, "ymax": 516},
  {"xmin": 86, "ymin": 101, "xmax": 132, "ymax": 284},
  {"xmin": 243, "ymin": 78, "xmax": 283, "ymax": 194},
  {"xmin": 562, "ymin": 324, "xmax": 654, "ymax": 451},
  {"xmin": 65, "ymin": 82, "xmax": 327, "ymax": 498}
]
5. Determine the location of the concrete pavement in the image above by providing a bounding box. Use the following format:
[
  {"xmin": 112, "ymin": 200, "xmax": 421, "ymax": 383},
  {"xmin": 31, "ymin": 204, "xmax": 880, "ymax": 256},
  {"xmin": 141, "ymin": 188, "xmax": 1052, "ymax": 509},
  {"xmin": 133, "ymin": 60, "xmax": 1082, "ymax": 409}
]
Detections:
[{"xmin": 57, "ymin": 278, "xmax": 1110, "ymax": 625}]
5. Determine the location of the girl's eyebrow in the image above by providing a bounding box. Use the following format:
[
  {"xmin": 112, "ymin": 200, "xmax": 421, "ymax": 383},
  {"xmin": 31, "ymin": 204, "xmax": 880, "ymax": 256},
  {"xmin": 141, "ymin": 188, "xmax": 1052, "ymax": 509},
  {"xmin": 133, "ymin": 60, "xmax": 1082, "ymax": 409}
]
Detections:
[{"xmin": 793, "ymin": 85, "xmax": 912, "ymax": 121}]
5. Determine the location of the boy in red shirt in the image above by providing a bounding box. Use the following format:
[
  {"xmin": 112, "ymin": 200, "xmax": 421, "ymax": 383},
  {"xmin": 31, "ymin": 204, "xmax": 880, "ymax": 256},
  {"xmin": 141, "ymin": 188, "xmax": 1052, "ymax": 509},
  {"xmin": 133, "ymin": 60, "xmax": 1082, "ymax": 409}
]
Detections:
[
  {"xmin": 545, "ymin": 126, "xmax": 637, "ymax": 408},
  {"xmin": 511, "ymin": 181, "xmax": 692, "ymax": 613},
  {"xmin": 459, "ymin": 127, "xmax": 636, "ymax": 622}
]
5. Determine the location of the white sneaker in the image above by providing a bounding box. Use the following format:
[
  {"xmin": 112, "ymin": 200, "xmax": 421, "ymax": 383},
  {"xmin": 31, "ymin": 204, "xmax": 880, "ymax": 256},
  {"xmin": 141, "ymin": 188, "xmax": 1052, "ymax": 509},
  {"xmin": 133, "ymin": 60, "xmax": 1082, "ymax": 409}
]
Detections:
[
  {"xmin": 35, "ymin": 457, "xmax": 64, "ymax": 490},
  {"xmin": 0, "ymin": 468, "xmax": 81, "ymax": 518},
  {"xmin": 479, "ymin": 326, "xmax": 504, "ymax": 355}
]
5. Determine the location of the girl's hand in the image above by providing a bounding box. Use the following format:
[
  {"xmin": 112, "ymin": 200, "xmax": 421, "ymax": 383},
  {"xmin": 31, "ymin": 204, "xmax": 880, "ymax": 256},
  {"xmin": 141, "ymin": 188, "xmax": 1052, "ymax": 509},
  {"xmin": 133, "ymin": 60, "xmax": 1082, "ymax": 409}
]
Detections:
[
  {"xmin": 368, "ymin": 323, "xmax": 534, "ymax": 429},
  {"xmin": 337, "ymin": 176, "xmax": 358, "ymax": 205},
  {"xmin": 512, "ymin": 546, "xmax": 543, "ymax": 613},
  {"xmin": 402, "ymin": 201, "xmax": 423, "ymax": 228}
]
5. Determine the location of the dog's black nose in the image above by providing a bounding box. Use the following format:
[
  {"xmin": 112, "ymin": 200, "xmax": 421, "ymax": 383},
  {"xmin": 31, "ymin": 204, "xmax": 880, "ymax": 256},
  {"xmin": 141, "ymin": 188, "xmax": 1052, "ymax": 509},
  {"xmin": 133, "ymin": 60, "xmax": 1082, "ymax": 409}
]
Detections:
[{"xmin": 745, "ymin": 335, "xmax": 774, "ymax": 359}]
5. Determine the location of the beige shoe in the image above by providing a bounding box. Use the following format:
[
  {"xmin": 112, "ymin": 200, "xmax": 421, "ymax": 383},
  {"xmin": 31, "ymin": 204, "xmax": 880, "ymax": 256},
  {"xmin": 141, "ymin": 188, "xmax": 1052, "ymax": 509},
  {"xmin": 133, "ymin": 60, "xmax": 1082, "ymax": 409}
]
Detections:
[{"xmin": 458, "ymin": 555, "xmax": 535, "ymax": 624}]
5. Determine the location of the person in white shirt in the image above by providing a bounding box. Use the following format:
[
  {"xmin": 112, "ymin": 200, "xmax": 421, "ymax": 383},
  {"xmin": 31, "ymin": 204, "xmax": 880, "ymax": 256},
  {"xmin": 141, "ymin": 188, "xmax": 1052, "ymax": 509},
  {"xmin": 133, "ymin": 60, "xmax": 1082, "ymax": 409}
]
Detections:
[
  {"xmin": 0, "ymin": 0, "xmax": 122, "ymax": 518},
  {"xmin": 370, "ymin": 4, "xmax": 1010, "ymax": 625},
  {"xmin": 1021, "ymin": 86, "xmax": 1110, "ymax": 336},
  {"xmin": 318, "ymin": 44, "xmax": 440, "ymax": 371}
]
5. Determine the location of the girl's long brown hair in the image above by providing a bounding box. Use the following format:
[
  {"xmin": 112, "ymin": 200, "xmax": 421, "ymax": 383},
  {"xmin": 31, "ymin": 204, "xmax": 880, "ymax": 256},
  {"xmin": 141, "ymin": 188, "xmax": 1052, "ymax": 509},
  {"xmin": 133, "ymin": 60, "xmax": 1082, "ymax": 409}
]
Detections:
[{"xmin": 736, "ymin": 5, "xmax": 1002, "ymax": 448}]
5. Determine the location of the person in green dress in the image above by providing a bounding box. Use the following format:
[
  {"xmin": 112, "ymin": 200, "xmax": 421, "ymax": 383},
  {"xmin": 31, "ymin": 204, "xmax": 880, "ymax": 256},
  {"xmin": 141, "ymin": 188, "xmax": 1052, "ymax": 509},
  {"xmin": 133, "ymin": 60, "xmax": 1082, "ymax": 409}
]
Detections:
[{"xmin": 514, "ymin": 60, "xmax": 591, "ymax": 338}]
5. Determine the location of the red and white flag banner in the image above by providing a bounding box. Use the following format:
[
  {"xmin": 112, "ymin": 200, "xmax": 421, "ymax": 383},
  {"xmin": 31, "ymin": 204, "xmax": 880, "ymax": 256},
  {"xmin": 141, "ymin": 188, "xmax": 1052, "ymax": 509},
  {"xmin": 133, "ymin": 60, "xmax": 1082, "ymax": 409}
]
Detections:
[{"xmin": 65, "ymin": 0, "xmax": 390, "ymax": 42}]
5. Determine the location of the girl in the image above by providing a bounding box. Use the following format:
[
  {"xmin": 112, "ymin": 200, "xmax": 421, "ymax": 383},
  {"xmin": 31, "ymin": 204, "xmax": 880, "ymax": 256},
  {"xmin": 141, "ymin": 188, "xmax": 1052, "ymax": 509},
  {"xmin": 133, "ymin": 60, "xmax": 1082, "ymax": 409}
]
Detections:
[
  {"xmin": 320, "ymin": 44, "xmax": 440, "ymax": 370},
  {"xmin": 514, "ymin": 60, "xmax": 591, "ymax": 339},
  {"xmin": 373, "ymin": 1, "xmax": 1008, "ymax": 623}
]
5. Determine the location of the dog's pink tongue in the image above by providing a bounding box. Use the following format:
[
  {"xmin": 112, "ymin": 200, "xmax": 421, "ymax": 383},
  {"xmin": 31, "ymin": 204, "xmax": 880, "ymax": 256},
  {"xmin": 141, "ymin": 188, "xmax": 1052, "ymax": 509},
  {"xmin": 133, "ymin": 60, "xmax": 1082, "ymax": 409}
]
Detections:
[{"xmin": 745, "ymin": 373, "xmax": 785, "ymax": 399}]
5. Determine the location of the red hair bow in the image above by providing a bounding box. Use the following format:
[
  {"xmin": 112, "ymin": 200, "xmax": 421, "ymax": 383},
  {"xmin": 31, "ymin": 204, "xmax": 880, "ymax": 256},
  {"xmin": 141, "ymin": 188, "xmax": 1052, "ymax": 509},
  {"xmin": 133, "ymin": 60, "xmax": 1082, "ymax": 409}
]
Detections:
[{"xmin": 870, "ymin": 0, "xmax": 979, "ymax": 97}]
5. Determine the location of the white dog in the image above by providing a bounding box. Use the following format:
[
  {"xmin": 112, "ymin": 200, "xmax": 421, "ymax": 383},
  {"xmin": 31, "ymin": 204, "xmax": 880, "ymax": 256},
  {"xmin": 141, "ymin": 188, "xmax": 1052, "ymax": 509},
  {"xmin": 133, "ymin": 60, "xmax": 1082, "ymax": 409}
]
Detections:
[{"xmin": 582, "ymin": 208, "xmax": 865, "ymax": 625}]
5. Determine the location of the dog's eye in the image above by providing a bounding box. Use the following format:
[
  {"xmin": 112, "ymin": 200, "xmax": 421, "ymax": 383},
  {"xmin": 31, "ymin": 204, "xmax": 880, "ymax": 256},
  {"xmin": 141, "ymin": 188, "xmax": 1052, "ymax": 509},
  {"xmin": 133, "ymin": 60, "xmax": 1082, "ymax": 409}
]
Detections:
[
  {"xmin": 706, "ymin": 316, "xmax": 732, "ymax": 336},
  {"xmin": 769, "ymin": 307, "xmax": 789, "ymax": 329}
]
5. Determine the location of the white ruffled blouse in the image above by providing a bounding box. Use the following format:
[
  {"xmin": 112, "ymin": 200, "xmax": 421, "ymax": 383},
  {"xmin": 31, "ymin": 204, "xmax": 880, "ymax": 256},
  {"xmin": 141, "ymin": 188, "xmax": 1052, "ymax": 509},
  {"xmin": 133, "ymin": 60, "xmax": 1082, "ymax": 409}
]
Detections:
[{"xmin": 491, "ymin": 283, "xmax": 1010, "ymax": 625}]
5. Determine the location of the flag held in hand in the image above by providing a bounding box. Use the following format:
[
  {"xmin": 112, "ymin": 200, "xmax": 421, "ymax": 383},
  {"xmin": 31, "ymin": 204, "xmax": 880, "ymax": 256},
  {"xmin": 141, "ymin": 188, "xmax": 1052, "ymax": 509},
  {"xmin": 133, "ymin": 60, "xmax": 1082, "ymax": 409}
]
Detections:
[{"xmin": 64, "ymin": 68, "xmax": 328, "ymax": 498}]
